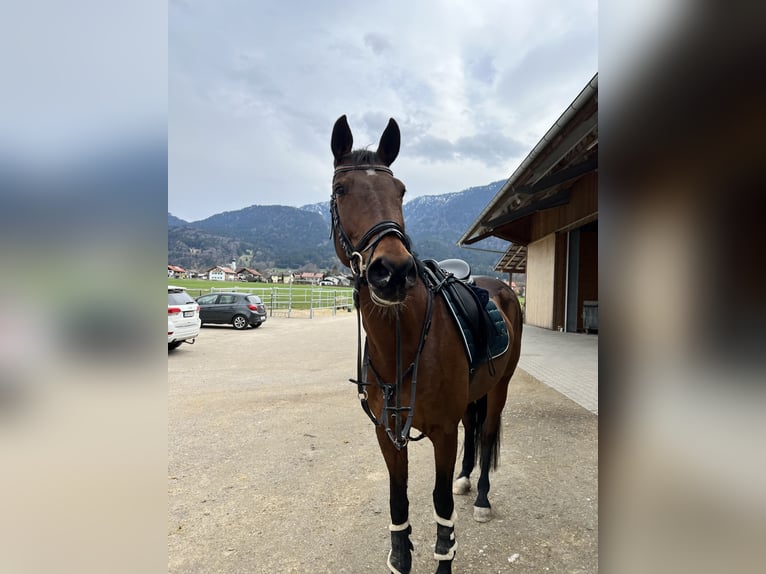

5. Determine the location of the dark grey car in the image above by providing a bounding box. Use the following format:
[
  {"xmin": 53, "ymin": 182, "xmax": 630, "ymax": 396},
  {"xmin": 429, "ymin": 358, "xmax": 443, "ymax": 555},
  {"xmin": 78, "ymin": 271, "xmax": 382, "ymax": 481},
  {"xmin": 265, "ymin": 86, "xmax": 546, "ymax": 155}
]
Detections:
[{"xmin": 195, "ymin": 292, "xmax": 267, "ymax": 330}]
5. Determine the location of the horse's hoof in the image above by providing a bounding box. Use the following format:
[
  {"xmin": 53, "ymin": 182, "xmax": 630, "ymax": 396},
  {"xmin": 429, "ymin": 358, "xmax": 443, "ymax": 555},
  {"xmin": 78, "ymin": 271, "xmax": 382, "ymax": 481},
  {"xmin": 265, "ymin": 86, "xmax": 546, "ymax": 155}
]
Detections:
[
  {"xmin": 473, "ymin": 505, "xmax": 492, "ymax": 522},
  {"xmin": 452, "ymin": 476, "xmax": 471, "ymax": 495}
]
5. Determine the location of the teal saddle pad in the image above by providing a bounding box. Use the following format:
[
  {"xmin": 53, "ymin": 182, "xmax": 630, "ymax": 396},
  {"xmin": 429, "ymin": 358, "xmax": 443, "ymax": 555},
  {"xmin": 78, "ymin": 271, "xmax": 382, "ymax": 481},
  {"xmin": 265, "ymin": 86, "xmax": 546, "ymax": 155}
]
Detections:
[{"xmin": 447, "ymin": 293, "xmax": 509, "ymax": 369}]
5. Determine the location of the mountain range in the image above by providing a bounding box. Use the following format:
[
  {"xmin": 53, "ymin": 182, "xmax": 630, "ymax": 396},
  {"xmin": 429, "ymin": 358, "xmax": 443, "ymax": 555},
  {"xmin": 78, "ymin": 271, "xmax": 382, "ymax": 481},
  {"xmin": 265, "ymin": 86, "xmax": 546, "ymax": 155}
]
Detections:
[{"xmin": 168, "ymin": 180, "xmax": 510, "ymax": 275}]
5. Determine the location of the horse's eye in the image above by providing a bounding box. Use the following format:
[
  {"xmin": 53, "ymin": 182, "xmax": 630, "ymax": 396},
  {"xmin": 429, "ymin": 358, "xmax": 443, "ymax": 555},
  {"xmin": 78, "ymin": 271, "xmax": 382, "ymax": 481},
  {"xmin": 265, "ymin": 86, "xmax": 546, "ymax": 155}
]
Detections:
[
  {"xmin": 333, "ymin": 183, "xmax": 346, "ymax": 196},
  {"xmin": 401, "ymin": 187, "xmax": 407, "ymax": 198}
]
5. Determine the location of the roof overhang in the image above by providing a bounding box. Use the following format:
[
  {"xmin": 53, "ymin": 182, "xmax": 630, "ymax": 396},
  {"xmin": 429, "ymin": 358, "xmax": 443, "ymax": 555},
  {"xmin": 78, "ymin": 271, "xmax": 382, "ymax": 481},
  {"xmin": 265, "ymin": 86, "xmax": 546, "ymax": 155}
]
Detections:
[
  {"xmin": 493, "ymin": 244, "xmax": 528, "ymax": 273},
  {"xmin": 459, "ymin": 73, "xmax": 598, "ymax": 248}
]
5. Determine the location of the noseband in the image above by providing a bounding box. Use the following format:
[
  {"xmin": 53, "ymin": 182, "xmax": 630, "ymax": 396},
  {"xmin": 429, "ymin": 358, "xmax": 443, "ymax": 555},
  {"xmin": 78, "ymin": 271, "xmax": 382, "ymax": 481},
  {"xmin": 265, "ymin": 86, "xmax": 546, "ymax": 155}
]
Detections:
[{"xmin": 330, "ymin": 164, "xmax": 412, "ymax": 279}]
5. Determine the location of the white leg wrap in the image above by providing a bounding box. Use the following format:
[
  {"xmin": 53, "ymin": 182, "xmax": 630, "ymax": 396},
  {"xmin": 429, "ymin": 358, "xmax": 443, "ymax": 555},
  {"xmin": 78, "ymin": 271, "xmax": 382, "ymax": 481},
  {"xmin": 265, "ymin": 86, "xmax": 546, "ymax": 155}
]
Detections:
[
  {"xmin": 387, "ymin": 523, "xmax": 411, "ymax": 574},
  {"xmin": 434, "ymin": 510, "xmax": 457, "ymax": 528},
  {"xmin": 434, "ymin": 542, "xmax": 457, "ymax": 561},
  {"xmin": 389, "ymin": 521, "xmax": 410, "ymax": 532},
  {"xmin": 434, "ymin": 532, "xmax": 457, "ymax": 560},
  {"xmin": 433, "ymin": 510, "xmax": 458, "ymax": 561}
]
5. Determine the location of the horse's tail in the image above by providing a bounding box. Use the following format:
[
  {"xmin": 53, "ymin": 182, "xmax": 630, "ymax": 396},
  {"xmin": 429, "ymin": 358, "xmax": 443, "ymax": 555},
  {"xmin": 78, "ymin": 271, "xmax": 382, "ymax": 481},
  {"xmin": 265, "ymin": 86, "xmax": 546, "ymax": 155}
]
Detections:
[{"xmin": 469, "ymin": 395, "xmax": 502, "ymax": 471}]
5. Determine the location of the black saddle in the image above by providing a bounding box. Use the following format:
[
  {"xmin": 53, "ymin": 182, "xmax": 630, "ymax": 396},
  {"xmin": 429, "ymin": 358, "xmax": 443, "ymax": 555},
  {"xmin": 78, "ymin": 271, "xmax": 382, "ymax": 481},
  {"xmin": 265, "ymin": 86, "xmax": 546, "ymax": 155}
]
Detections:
[{"xmin": 420, "ymin": 258, "xmax": 508, "ymax": 372}]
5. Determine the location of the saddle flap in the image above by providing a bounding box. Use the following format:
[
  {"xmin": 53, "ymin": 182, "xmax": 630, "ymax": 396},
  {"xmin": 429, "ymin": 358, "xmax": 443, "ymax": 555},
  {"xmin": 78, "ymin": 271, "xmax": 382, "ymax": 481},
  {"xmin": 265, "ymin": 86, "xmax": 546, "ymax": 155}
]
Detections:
[{"xmin": 421, "ymin": 259, "xmax": 509, "ymax": 369}]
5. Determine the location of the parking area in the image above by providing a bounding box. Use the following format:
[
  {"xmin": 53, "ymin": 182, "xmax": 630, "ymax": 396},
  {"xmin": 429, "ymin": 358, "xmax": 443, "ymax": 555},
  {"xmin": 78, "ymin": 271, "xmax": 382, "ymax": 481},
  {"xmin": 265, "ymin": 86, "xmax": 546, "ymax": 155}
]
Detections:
[{"xmin": 168, "ymin": 316, "xmax": 597, "ymax": 573}]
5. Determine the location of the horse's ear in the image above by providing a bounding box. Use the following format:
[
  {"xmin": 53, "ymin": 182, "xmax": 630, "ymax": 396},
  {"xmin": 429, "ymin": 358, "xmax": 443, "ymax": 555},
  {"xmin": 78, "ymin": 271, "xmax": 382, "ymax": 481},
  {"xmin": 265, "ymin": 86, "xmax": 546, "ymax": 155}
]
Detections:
[
  {"xmin": 331, "ymin": 115, "xmax": 353, "ymax": 164},
  {"xmin": 376, "ymin": 118, "xmax": 400, "ymax": 166}
]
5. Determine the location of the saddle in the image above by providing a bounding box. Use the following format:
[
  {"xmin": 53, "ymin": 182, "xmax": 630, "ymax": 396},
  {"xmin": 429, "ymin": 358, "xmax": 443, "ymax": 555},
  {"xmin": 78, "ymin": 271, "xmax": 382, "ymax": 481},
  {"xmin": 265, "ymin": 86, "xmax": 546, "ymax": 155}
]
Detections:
[{"xmin": 420, "ymin": 258, "xmax": 509, "ymax": 373}]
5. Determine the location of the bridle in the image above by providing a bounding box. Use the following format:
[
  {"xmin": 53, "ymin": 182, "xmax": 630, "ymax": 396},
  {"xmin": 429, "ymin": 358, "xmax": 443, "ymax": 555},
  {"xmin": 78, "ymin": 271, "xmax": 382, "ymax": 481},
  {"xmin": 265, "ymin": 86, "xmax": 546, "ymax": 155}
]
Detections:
[
  {"xmin": 330, "ymin": 164, "xmax": 412, "ymax": 279},
  {"xmin": 330, "ymin": 163, "xmax": 431, "ymax": 449}
]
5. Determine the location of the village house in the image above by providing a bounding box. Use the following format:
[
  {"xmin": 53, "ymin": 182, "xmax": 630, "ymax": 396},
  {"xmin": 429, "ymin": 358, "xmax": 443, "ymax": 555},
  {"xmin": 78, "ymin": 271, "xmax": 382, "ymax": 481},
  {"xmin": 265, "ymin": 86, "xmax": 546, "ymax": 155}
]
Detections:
[
  {"xmin": 295, "ymin": 271, "xmax": 324, "ymax": 285},
  {"xmin": 167, "ymin": 264, "xmax": 186, "ymax": 279},
  {"xmin": 235, "ymin": 267, "xmax": 264, "ymax": 282},
  {"xmin": 206, "ymin": 266, "xmax": 238, "ymax": 281}
]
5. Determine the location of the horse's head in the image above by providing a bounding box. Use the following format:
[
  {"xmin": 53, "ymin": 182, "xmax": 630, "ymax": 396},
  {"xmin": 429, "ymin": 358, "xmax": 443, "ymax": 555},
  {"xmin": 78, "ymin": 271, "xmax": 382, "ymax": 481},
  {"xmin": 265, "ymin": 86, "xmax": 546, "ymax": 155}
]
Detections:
[{"xmin": 330, "ymin": 115, "xmax": 417, "ymax": 306}]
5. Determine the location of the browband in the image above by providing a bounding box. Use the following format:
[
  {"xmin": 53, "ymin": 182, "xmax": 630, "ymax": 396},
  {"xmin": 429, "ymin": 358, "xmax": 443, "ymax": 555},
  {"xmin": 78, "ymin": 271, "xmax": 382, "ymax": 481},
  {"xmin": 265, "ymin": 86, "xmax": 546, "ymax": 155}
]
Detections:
[{"xmin": 334, "ymin": 164, "xmax": 393, "ymax": 177}]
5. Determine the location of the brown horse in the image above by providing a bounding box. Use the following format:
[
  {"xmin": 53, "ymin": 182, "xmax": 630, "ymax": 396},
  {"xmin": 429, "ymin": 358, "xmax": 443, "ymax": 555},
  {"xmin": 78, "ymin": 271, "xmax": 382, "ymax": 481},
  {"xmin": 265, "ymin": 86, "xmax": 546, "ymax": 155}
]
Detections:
[{"xmin": 330, "ymin": 115, "xmax": 522, "ymax": 574}]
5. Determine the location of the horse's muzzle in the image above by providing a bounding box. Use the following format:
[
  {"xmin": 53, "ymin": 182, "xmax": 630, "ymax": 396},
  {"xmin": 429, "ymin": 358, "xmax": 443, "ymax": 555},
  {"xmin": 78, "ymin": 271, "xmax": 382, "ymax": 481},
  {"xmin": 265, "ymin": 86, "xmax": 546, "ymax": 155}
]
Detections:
[{"xmin": 367, "ymin": 255, "xmax": 417, "ymax": 305}]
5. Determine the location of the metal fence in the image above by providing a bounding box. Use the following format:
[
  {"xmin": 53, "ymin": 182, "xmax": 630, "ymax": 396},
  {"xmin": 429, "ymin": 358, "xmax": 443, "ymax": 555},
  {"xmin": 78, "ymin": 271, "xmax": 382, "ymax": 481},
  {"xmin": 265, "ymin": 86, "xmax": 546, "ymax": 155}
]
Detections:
[{"xmin": 185, "ymin": 284, "xmax": 354, "ymax": 318}]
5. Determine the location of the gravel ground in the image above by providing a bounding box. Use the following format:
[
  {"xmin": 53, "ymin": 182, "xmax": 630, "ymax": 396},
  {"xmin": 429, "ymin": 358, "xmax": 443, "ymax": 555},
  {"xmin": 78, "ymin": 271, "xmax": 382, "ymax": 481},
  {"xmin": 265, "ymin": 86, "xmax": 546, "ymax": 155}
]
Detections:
[{"xmin": 168, "ymin": 314, "xmax": 597, "ymax": 573}]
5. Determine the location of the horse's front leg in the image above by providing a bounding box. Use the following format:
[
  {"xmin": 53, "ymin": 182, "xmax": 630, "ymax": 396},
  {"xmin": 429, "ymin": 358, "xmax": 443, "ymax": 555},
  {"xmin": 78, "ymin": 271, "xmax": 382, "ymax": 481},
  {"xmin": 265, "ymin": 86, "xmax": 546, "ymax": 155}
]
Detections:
[
  {"xmin": 431, "ymin": 428, "xmax": 459, "ymax": 574},
  {"xmin": 376, "ymin": 425, "xmax": 412, "ymax": 574}
]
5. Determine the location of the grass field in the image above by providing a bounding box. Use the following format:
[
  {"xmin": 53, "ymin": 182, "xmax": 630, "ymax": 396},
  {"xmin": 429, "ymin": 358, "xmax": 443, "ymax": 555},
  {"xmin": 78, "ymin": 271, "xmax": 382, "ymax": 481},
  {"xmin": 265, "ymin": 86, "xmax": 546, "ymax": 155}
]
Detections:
[{"xmin": 168, "ymin": 278, "xmax": 354, "ymax": 312}]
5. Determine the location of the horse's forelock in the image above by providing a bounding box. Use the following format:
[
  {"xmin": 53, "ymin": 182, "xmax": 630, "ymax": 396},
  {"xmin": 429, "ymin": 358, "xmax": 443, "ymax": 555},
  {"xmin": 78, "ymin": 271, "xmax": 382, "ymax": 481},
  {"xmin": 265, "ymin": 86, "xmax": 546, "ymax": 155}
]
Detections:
[{"xmin": 349, "ymin": 149, "xmax": 380, "ymax": 165}]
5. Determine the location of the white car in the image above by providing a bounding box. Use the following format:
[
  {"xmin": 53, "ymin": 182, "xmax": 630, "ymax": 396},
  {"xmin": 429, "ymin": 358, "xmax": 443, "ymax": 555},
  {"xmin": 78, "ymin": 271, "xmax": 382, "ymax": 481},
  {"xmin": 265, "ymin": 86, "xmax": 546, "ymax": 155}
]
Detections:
[{"xmin": 168, "ymin": 286, "xmax": 201, "ymax": 350}]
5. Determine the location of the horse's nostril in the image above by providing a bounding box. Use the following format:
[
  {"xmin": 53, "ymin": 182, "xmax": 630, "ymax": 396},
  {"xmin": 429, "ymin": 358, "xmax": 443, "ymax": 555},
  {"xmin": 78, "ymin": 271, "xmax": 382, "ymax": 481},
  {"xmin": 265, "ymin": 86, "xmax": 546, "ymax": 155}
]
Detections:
[
  {"xmin": 367, "ymin": 259, "xmax": 392, "ymax": 288},
  {"xmin": 368, "ymin": 257, "xmax": 416, "ymax": 292}
]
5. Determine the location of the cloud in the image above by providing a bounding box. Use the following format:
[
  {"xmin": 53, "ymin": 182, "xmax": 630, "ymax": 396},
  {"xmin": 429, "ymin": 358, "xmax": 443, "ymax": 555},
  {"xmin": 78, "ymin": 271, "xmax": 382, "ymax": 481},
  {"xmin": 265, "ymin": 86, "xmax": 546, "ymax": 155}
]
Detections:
[
  {"xmin": 363, "ymin": 33, "xmax": 392, "ymax": 56},
  {"xmin": 409, "ymin": 134, "xmax": 456, "ymax": 163},
  {"xmin": 168, "ymin": 0, "xmax": 598, "ymax": 221},
  {"xmin": 457, "ymin": 132, "xmax": 527, "ymax": 165},
  {"xmin": 409, "ymin": 130, "xmax": 526, "ymax": 167},
  {"xmin": 467, "ymin": 54, "xmax": 497, "ymax": 85}
]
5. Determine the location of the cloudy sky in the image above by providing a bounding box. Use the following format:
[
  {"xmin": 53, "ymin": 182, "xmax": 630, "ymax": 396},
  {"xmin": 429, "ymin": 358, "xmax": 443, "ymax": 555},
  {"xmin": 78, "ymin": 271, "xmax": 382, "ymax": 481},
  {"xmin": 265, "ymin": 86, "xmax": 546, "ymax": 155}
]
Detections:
[{"xmin": 169, "ymin": 0, "xmax": 597, "ymax": 222}]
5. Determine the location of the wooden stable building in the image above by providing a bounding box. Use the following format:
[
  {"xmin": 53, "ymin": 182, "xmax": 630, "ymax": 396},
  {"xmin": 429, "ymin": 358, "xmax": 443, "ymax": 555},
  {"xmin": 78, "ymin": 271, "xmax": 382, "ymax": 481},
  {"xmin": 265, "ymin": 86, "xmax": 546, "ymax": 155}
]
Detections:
[{"xmin": 460, "ymin": 73, "xmax": 598, "ymax": 333}]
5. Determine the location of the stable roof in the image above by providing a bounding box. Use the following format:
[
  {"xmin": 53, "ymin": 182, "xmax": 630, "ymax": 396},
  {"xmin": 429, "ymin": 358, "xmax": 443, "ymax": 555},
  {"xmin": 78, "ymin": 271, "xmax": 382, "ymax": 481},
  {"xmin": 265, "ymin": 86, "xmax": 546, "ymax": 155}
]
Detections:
[{"xmin": 459, "ymin": 73, "xmax": 598, "ymax": 249}]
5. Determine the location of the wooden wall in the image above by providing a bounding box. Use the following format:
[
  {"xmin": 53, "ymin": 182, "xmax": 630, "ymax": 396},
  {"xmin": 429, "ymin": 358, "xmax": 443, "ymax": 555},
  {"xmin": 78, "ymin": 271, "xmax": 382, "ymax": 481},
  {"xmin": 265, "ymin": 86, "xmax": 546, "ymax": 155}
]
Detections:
[
  {"xmin": 526, "ymin": 234, "xmax": 556, "ymax": 329},
  {"xmin": 553, "ymin": 232, "xmax": 568, "ymax": 331},
  {"xmin": 529, "ymin": 172, "xmax": 598, "ymax": 243}
]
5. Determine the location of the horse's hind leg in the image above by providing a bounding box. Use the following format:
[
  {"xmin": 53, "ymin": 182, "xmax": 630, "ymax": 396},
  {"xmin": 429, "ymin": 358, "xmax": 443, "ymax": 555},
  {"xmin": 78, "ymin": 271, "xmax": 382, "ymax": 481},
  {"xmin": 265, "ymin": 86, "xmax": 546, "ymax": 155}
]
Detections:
[
  {"xmin": 376, "ymin": 426, "xmax": 412, "ymax": 574},
  {"xmin": 431, "ymin": 429, "xmax": 459, "ymax": 574},
  {"xmin": 453, "ymin": 398, "xmax": 487, "ymax": 495},
  {"xmin": 473, "ymin": 382, "xmax": 509, "ymax": 522}
]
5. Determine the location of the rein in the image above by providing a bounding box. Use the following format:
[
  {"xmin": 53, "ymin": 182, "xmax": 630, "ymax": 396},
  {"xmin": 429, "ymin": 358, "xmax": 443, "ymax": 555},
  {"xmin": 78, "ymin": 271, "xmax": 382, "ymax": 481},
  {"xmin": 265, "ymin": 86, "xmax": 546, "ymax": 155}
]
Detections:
[
  {"xmin": 361, "ymin": 284, "xmax": 433, "ymax": 449},
  {"xmin": 330, "ymin": 163, "xmax": 429, "ymax": 449}
]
